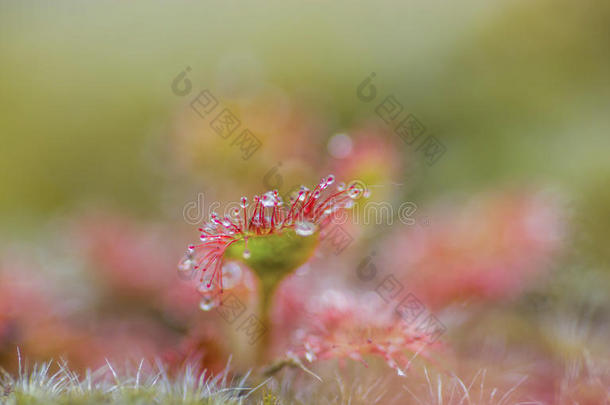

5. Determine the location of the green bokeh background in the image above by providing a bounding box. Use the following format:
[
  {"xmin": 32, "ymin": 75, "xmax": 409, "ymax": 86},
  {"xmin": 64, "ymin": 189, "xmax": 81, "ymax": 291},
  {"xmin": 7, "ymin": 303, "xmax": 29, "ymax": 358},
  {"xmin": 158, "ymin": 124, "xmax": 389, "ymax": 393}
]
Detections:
[{"xmin": 1, "ymin": 0, "xmax": 609, "ymax": 270}]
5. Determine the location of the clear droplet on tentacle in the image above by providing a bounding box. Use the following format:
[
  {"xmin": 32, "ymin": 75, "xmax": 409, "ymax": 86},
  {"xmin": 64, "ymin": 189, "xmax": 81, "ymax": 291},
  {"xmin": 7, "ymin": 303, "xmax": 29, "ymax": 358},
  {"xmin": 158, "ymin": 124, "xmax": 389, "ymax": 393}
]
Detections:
[
  {"xmin": 197, "ymin": 280, "xmax": 216, "ymax": 294},
  {"xmin": 298, "ymin": 186, "xmax": 309, "ymax": 201},
  {"xmin": 304, "ymin": 342, "xmax": 316, "ymax": 362},
  {"xmin": 202, "ymin": 222, "xmax": 216, "ymax": 233},
  {"xmin": 197, "ymin": 272, "xmax": 216, "ymax": 294},
  {"xmin": 305, "ymin": 350, "xmax": 315, "ymax": 362},
  {"xmin": 177, "ymin": 254, "xmax": 193, "ymax": 273},
  {"xmin": 240, "ymin": 196, "xmax": 249, "ymax": 208},
  {"xmin": 221, "ymin": 262, "xmax": 242, "ymax": 289},
  {"xmin": 348, "ymin": 186, "xmax": 362, "ymax": 199},
  {"xmin": 243, "ymin": 249, "xmax": 251, "ymax": 259},
  {"xmin": 261, "ymin": 191, "xmax": 277, "ymax": 207},
  {"xmin": 199, "ymin": 295, "xmax": 216, "ymax": 311},
  {"xmin": 295, "ymin": 220, "xmax": 317, "ymax": 236}
]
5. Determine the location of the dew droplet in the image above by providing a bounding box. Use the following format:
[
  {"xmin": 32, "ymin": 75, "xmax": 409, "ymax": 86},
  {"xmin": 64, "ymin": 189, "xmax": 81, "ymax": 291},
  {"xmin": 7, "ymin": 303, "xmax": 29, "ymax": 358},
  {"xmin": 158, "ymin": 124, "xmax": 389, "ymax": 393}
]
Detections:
[
  {"xmin": 304, "ymin": 343, "xmax": 316, "ymax": 362},
  {"xmin": 240, "ymin": 196, "xmax": 249, "ymax": 208},
  {"xmin": 221, "ymin": 262, "xmax": 242, "ymax": 289},
  {"xmin": 348, "ymin": 187, "xmax": 362, "ymax": 199},
  {"xmin": 197, "ymin": 271, "xmax": 215, "ymax": 291},
  {"xmin": 295, "ymin": 221, "xmax": 316, "ymax": 236},
  {"xmin": 243, "ymin": 249, "xmax": 251, "ymax": 259},
  {"xmin": 337, "ymin": 182, "xmax": 346, "ymax": 191},
  {"xmin": 197, "ymin": 280, "xmax": 216, "ymax": 294},
  {"xmin": 305, "ymin": 351, "xmax": 315, "ymax": 362},
  {"xmin": 261, "ymin": 191, "xmax": 276, "ymax": 207},
  {"xmin": 199, "ymin": 296, "xmax": 216, "ymax": 311},
  {"xmin": 177, "ymin": 256, "xmax": 193, "ymax": 273},
  {"xmin": 326, "ymin": 174, "xmax": 335, "ymax": 185}
]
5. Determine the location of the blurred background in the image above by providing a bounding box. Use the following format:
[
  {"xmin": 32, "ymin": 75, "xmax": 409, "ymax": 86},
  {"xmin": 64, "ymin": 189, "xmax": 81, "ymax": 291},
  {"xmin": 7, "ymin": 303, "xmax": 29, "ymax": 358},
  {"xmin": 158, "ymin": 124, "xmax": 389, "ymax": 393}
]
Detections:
[{"xmin": 1, "ymin": 0, "xmax": 609, "ymax": 402}]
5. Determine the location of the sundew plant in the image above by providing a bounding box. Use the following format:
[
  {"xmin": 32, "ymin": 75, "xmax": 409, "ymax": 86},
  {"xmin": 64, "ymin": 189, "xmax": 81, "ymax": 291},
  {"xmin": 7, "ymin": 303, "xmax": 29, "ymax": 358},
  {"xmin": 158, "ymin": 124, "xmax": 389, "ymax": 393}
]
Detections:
[{"xmin": 3, "ymin": 1, "xmax": 610, "ymax": 404}]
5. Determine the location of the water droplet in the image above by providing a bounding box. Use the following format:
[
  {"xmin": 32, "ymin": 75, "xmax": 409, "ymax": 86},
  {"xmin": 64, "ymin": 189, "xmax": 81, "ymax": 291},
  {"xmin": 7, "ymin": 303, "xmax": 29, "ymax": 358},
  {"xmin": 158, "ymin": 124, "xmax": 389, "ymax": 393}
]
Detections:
[
  {"xmin": 221, "ymin": 262, "xmax": 242, "ymax": 289},
  {"xmin": 261, "ymin": 191, "xmax": 276, "ymax": 207},
  {"xmin": 305, "ymin": 351, "xmax": 315, "ymax": 362},
  {"xmin": 303, "ymin": 342, "xmax": 316, "ymax": 362},
  {"xmin": 295, "ymin": 221, "xmax": 316, "ymax": 236},
  {"xmin": 197, "ymin": 280, "xmax": 215, "ymax": 294},
  {"xmin": 240, "ymin": 196, "xmax": 249, "ymax": 208},
  {"xmin": 177, "ymin": 256, "xmax": 193, "ymax": 273},
  {"xmin": 326, "ymin": 174, "xmax": 335, "ymax": 185},
  {"xmin": 337, "ymin": 182, "xmax": 346, "ymax": 191},
  {"xmin": 199, "ymin": 296, "xmax": 216, "ymax": 311},
  {"xmin": 243, "ymin": 249, "xmax": 251, "ymax": 259},
  {"xmin": 197, "ymin": 271, "xmax": 215, "ymax": 292},
  {"xmin": 348, "ymin": 187, "xmax": 362, "ymax": 199}
]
